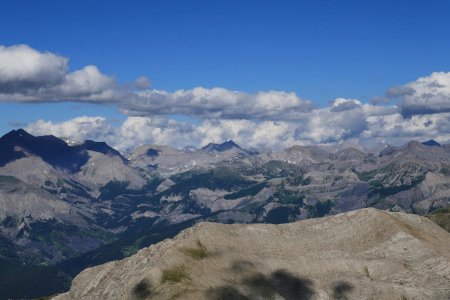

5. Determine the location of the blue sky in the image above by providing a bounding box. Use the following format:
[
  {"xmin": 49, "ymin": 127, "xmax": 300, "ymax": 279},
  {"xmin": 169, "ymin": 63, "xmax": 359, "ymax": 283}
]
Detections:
[{"xmin": 1, "ymin": 0, "xmax": 450, "ymax": 149}]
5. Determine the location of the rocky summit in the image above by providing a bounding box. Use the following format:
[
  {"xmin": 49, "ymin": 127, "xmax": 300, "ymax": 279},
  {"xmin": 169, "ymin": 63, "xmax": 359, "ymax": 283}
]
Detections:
[{"xmin": 55, "ymin": 208, "xmax": 450, "ymax": 300}]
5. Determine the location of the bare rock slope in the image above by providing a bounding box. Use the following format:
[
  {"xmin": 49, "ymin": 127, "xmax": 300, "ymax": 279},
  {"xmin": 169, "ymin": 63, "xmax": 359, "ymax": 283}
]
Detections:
[{"xmin": 55, "ymin": 208, "xmax": 450, "ymax": 300}]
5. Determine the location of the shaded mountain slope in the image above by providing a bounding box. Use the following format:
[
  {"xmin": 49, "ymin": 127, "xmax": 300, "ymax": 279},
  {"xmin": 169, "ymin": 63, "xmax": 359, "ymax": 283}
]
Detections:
[{"xmin": 0, "ymin": 129, "xmax": 89, "ymax": 172}]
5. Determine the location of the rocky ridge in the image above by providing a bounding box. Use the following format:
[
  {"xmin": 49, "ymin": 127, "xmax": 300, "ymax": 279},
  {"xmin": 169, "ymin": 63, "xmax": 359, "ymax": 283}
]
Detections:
[{"xmin": 54, "ymin": 208, "xmax": 450, "ymax": 300}]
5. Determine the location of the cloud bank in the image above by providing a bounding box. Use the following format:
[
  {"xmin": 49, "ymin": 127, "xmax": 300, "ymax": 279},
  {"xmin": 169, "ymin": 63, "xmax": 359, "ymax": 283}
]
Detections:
[
  {"xmin": 26, "ymin": 105, "xmax": 449, "ymax": 152},
  {"xmin": 2, "ymin": 44, "xmax": 450, "ymax": 150}
]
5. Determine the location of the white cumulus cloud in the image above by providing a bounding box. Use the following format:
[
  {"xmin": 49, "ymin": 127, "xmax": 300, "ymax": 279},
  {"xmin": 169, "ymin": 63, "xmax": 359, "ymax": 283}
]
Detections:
[
  {"xmin": 0, "ymin": 44, "xmax": 68, "ymax": 93},
  {"xmin": 389, "ymin": 72, "xmax": 450, "ymax": 117},
  {"xmin": 0, "ymin": 45, "xmax": 121, "ymax": 103}
]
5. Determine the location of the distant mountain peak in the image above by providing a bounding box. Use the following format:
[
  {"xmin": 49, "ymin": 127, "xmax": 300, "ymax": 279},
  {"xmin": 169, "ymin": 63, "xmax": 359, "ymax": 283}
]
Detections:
[
  {"xmin": 0, "ymin": 129, "xmax": 89, "ymax": 172},
  {"xmin": 222, "ymin": 139, "xmax": 241, "ymax": 148},
  {"xmin": 201, "ymin": 140, "xmax": 242, "ymax": 152},
  {"xmin": 1, "ymin": 128, "xmax": 32, "ymax": 140},
  {"xmin": 13, "ymin": 128, "xmax": 28, "ymax": 135},
  {"xmin": 422, "ymin": 139, "xmax": 441, "ymax": 147},
  {"xmin": 0, "ymin": 129, "xmax": 132, "ymax": 171}
]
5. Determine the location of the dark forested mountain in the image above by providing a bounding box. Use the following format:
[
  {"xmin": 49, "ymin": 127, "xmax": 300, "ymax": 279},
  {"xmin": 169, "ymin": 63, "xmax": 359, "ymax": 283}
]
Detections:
[{"xmin": 0, "ymin": 129, "xmax": 449, "ymax": 299}]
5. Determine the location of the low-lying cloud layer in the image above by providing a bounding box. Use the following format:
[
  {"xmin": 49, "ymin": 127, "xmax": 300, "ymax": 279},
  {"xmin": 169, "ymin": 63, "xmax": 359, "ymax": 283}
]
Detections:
[
  {"xmin": 2, "ymin": 44, "xmax": 450, "ymax": 150},
  {"xmin": 26, "ymin": 108, "xmax": 450, "ymax": 152}
]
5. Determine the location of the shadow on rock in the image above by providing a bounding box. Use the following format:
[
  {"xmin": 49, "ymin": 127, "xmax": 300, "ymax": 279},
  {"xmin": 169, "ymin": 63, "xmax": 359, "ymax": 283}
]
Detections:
[
  {"xmin": 229, "ymin": 260, "xmax": 256, "ymax": 274},
  {"xmin": 207, "ymin": 266, "xmax": 315, "ymax": 300},
  {"xmin": 332, "ymin": 281, "xmax": 354, "ymax": 300},
  {"xmin": 206, "ymin": 285, "xmax": 250, "ymax": 300},
  {"xmin": 131, "ymin": 278, "xmax": 152, "ymax": 299},
  {"xmin": 269, "ymin": 270, "xmax": 315, "ymax": 300}
]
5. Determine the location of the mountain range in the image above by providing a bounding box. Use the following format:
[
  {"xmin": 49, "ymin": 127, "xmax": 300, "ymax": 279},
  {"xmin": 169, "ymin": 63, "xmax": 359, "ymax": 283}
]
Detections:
[{"xmin": 0, "ymin": 129, "xmax": 449, "ymax": 299}]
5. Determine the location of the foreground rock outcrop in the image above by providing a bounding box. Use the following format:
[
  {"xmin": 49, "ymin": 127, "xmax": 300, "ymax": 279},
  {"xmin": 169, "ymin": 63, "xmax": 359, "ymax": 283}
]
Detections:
[{"xmin": 55, "ymin": 208, "xmax": 450, "ymax": 300}]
